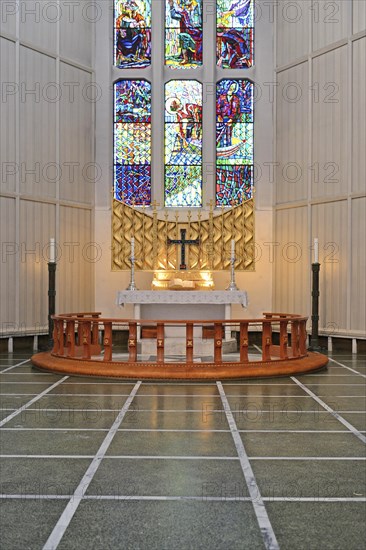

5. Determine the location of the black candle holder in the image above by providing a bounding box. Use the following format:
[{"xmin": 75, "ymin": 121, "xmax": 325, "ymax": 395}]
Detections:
[
  {"xmin": 48, "ymin": 261, "xmax": 56, "ymax": 348},
  {"xmin": 309, "ymin": 262, "xmax": 322, "ymax": 351}
]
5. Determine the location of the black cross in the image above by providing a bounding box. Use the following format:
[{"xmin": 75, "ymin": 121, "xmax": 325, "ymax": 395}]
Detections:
[{"xmin": 167, "ymin": 229, "xmax": 199, "ymax": 270}]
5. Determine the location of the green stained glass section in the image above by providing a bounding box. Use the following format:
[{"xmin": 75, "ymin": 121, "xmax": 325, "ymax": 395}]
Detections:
[
  {"xmin": 165, "ymin": 80, "xmax": 202, "ymax": 207},
  {"xmin": 115, "ymin": 123, "xmax": 151, "ymax": 164},
  {"xmin": 165, "ymin": 166, "xmax": 202, "ymax": 207}
]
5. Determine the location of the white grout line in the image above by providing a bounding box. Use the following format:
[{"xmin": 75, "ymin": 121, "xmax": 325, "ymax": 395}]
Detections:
[
  {"xmin": 291, "ymin": 377, "xmax": 366, "ymax": 445},
  {"xmin": 1, "ymin": 428, "xmax": 363, "ymax": 434},
  {"xmin": 327, "ymin": 357, "xmax": 366, "ymax": 378},
  {"xmin": 0, "ymin": 378, "xmax": 69, "ymax": 427},
  {"xmin": 42, "ymin": 381, "xmax": 141, "ymax": 550},
  {"xmin": 217, "ymin": 381, "xmax": 279, "ymax": 550},
  {"xmin": 0, "ymin": 360, "xmax": 31, "ymax": 373},
  {"xmin": 1, "ymin": 494, "xmax": 365, "ymax": 502},
  {"xmin": 1, "ymin": 454, "xmax": 365, "ymax": 461}
]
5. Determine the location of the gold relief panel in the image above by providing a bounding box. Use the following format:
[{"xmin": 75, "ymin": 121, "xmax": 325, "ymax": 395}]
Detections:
[{"xmin": 112, "ymin": 198, "xmax": 254, "ymax": 273}]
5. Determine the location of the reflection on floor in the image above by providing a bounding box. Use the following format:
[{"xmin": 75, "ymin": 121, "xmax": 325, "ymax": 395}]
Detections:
[{"xmin": 0, "ymin": 347, "xmax": 365, "ymax": 550}]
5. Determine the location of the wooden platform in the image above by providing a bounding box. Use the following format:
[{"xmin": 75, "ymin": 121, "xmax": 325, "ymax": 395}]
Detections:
[{"xmin": 31, "ymin": 351, "xmax": 328, "ymax": 380}]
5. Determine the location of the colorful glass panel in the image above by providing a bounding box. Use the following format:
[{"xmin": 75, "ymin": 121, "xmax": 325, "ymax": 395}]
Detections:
[
  {"xmin": 165, "ymin": 0, "xmax": 203, "ymax": 69},
  {"xmin": 165, "ymin": 80, "xmax": 202, "ymax": 207},
  {"xmin": 217, "ymin": 0, "xmax": 254, "ymax": 68},
  {"xmin": 114, "ymin": 1, "xmax": 151, "ymax": 68},
  {"xmin": 216, "ymin": 79, "xmax": 253, "ymax": 205},
  {"xmin": 114, "ymin": 80, "xmax": 151, "ymax": 205}
]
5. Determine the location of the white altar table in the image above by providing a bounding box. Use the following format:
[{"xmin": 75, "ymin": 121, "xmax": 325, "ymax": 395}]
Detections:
[{"xmin": 116, "ymin": 290, "xmax": 248, "ymax": 341}]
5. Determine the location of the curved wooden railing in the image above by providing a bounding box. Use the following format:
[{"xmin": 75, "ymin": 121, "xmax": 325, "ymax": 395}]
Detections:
[{"xmin": 51, "ymin": 312, "xmax": 308, "ymax": 365}]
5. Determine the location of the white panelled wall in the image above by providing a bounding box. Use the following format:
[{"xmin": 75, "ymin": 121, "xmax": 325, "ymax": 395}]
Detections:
[
  {"xmin": 0, "ymin": 1, "xmax": 95, "ymax": 337},
  {"xmin": 274, "ymin": 0, "xmax": 366, "ymax": 337}
]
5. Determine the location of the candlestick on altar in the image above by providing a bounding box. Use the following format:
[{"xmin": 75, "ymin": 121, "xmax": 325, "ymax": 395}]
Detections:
[
  {"xmin": 126, "ymin": 237, "xmax": 138, "ymax": 290},
  {"xmin": 226, "ymin": 240, "xmax": 238, "ymax": 291}
]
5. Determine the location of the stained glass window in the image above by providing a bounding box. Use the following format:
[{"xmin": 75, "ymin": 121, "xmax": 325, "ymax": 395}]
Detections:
[
  {"xmin": 114, "ymin": 0, "xmax": 151, "ymax": 68},
  {"xmin": 216, "ymin": 79, "xmax": 253, "ymax": 206},
  {"xmin": 114, "ymin": 80, "xmax": 151, "ymax": 205},
  {"xmin": 165, "ymin": 80, "xmax": 202, "ymax": 207},
  {"xmin": 165, "ymin": 0, "xmax": 203, "ymax": 69},
  {"xmin": 217, "ymin": 0, "xmax": 254, "ymax": 68}
]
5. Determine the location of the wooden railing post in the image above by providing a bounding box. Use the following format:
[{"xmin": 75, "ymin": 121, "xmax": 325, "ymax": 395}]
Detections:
[
  {"xmin": 91, "ymin": 314, "xmax": 99, "ymax": 345},
  {"xmin": 81, "ymin": 321, "xmax": 91, "ymax": 360},
  {"xmin": 103, "ymin": 322, "xmax": 113, "ymax": 362},
  {"xmin": 279, "ymin": 320, "xmax": 288, "ymax": 359},
  {"xmin": 240, "ymin": 322, "xmax": 249, "ymax": 362},
  {"xmin": 299, "ymin": 320, "xmax": 307, "ymax": 356},
  {"xmin": 262, "ymin": 321, "xmax": 272, "ymax": 361},
  {"xmin": 157, "ymin": 323, "xmax": 164, "ymax": 363},
  {"xmin": 128, "ymin": 322, "xmax": 137, "ymax": 362},
  {"xmin": 214, "ymin": 323, "xmax": 223, "ymax": 363},
  {"xmin": 291, "ymin": 320, "xmax": 300, "ymax": 357},
  {"xmin": 52, "ymin": 319, "xmax": 59, "ymax": 354},
  {"xmin": 58, "ymin": 319, "xmax": 64, "ymax": 356},
  {"xmin": 66, "ymin": 320, "xmax": 75, "ymax": 357},
  {"xmin": 186, "ymin": 323, "xmax": 194, "ymax": 363}
]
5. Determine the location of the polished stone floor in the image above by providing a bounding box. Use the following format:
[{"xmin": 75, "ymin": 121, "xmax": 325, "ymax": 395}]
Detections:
[{"xmin": 0, "ymin": 348, "xmax": 365, "ymax": 550}]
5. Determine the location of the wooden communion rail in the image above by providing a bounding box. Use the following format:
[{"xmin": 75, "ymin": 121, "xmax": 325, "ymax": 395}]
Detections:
[{"xmin": 31, "ymin": 312, "xmax": 328, "ymax": 379}]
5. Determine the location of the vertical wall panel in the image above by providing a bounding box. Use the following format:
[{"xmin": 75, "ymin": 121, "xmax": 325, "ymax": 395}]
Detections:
[
  {"xmin": 60, "ymin": 1, "xmax": 93, "ymax": 68},
  {"xmin": 59, "ymin": 63, "xmax": 93, "ymax": 203},
  {"xmin": 19, "ymin": 47, "xmax": 57, "ymax": 197},
  {"xmin": 274, "ymin": 207, "xmax": 309, "ymax": 316},
  {"xmin": 58, "ymin": 206, "xmax": 94, "ymax": 313},
  {"xmin": 0, "ymin": 197, "xmax": 17, "ymax": 332},
  {"xmin": 352, "ymin": 37, "xmax": 366, "ymax": 194},
  {"xmin": 0, "ymin": 38, "xmax": 16, "ymax": 193},
  {"xmin": 19, "ymin": 200, "xmax": 56, "ymax": 330},
  {"xmin": 276, "ymin": 63, "xmax": 308, "ymax": 204},
  {"xmin": 351, "ymin": 198, "xmax": 366, "ymax": 332},
  {"xmin": 312, "ymin": 46, "xmax": 348, "ymax": 199},
  {"xmin": 276, "ymin": 1, "xmax": 309, "ymax": 67},
  {"xmin": 353, "ymin": 1, "xmax": 366, "ymax": 35},
  {"xmin": 19, "ymin": 0, "xmax": 58, "ymax": 54},
  {"xmin": 312, "ymin": 201, "xmax": 348, "ymax": 332},
  {"xmin": 0, "ymin": 0, "xmax": 17, "ymax": 36},
  {"xmin": 312, "ymin": 0, "xmax": 350, "ymax": 52}
]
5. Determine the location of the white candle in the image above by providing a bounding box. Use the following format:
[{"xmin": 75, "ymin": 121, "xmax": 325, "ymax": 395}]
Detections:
[
  {"xmin": 50, "ymin": 238, "xmax": 56, "ymax": 263},
  {"xmin": 131, "ymin": 237, "xmax": 135, "ymax": 258},
  {"xmin": 314, "ymin": 237, "xmax": 319, "ymax": 263},
  {"xmin": 231, "ymin": 239, "xmax": 235, "ymax": 259}
]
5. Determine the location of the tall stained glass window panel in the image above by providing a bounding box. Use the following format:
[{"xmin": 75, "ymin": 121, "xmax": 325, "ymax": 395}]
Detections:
[
  {"xmin": 165, "ymin": 80, "xmax": 202, "ymax": 207},
  {"xmin": 114, "ymin": 80, "xmax": 151, "ymax": 205},
  {"xmin": 165, "ymin": 0, "xmax": 203, "ymax": 69},
  {"xmin": 217, "ymin": 0, "xmax": 254, "ymax": 68},
  {"xmin": 114, "ymin": 0, "xmax": 151, "ymax": 68},
  {"xmin": 216, "ymin": 79, "xmax": 253, "ymax": 206}
]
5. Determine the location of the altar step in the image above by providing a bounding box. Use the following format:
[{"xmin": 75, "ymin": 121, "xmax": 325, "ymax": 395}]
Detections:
[{"xmin": 139, "ymin": 337, "xmax": 237, "ymax": 356}]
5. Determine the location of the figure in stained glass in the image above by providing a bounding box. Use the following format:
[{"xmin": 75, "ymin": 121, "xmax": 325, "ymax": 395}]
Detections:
[
  {"xmin": 217, "ymin": 0, "xmax": 253, "ymax": 68},
  {"xmin": 166, "ymin": 0, "xmax": 202, "ymax": 68},
  {"xmin": 165, "ymin": 81, "xmax": 202, "ymax": 207},
  {"xmin": 114, "ymin": 0, "xmax": 151, "ymax": 68},
  {"xmin": 216, "ymin": 79, "xmax": 253, "ymax": 205}
]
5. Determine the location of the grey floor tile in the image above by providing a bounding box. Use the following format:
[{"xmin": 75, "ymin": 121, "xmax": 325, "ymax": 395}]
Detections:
[
  {"xmin": 0, "ymin": 430, "xmax": 106, "ymax": 456},
  {"xmin": 120, "ymin": 410, "xmax": 229, "ymax": 430},
  {"xmin": 58, "ymin": 500, "xmax": 265, "ymax": 550}
]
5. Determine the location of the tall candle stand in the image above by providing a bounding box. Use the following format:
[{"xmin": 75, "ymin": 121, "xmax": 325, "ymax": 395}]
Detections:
[
  {"xmin": 309, "ymin": 261, "xmax": 321, "ymax": 351},
  {"xmin": 48, "ymin": 261, "xmax": 56, "ymax": 347},
  {"xmin": 126, "ymin": 253, "xmax": 138, "ymax": 291},
  {"xmin": 226, "ymin": 256, "xmax": 238, "ymax": 291}
]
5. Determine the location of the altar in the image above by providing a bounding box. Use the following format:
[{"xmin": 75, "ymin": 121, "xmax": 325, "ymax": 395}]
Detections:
[{"xmin": 116, "ymin": 290, "xmax": 248, "ymax": 342}]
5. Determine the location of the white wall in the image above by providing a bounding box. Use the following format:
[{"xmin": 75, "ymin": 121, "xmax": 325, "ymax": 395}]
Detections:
[
  {"xmin": 0, "ymin": 1, "xmax": 95, "ymax": 336},
  {"xmin": 274, "ymin": 0, "xmax": 366, "ymax": 336},
  {"xmin": 94, "ymin": 0, "xmax": 275, "ymax": 320}
]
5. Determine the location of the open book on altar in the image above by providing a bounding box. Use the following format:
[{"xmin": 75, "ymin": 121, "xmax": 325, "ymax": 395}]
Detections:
[{"xmin": 168, "ymin": 278, "xmax": 196, "ymax": 290}]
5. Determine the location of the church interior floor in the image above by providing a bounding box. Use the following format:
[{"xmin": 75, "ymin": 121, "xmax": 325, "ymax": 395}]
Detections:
[{"xmin": 0, "ymin": 348, "xmax": 365, "ymax": 550}]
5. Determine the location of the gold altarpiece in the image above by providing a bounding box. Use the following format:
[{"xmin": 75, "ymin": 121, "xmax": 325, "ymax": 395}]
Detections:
[{"xmin": 112, "ymin": 198, "xmax": 254, "ymax": 289}]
